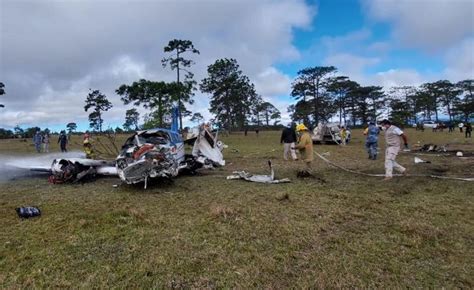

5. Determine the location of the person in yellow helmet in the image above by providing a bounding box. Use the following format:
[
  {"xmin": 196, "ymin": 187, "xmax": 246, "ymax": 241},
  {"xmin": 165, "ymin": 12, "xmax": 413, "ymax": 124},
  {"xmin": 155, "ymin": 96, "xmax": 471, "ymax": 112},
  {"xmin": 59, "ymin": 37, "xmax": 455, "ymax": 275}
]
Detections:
[
  {"xmin": 83, "ymin": 138, "xmax": 95, "ymax": 159},
  {"xmin": 293, "ymin": 123, "xmax": 314, "ymax": 174}
]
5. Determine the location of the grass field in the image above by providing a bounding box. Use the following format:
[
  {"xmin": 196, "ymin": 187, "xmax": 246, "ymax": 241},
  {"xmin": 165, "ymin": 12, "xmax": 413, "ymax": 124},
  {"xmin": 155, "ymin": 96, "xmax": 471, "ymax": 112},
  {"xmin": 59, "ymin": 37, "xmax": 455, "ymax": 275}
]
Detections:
[{"xmin": 0, "ymin": 129, "xmax": 473, "ymax": 288}]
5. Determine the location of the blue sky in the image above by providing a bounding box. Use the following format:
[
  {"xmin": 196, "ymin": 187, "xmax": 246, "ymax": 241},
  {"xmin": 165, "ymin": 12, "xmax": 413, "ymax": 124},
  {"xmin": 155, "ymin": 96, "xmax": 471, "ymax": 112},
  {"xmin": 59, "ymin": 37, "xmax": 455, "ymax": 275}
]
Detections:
[
  {"xmin": 278, "ymin": 0, "xmax": 447, "ymax": 78},
  {"xmin": 1, "ymin": 0, "xmax": 472, "ymax": 131}
]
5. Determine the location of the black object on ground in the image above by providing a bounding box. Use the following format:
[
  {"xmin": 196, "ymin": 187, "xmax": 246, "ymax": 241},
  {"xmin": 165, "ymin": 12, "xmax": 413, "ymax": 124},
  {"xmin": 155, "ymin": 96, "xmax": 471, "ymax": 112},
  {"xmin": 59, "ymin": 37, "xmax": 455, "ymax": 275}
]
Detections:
[{"xmin": 15, "ymin": 206, "xmax": 41, "ymax": 219}]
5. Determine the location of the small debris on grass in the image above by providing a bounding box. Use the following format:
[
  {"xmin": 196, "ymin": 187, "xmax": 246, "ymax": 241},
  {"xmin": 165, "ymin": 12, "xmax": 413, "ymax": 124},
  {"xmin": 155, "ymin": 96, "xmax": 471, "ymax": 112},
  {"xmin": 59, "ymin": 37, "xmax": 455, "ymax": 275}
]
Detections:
[
  {"xmin": 15, "ymin": 206, "xmax": 41, "ymax": 219},
  {"xmin": 296, "ymin": 171, "xmax": 327, "ymax": 183},
  {"xmin": 210, "ymin": 205, "xmax": 238, "ymax": 220},
  {"xmin": 276, "ymin": 193, "xmax": 290, "ymax": 201},
  {"xmin": 296, "ymin": 170, "xmax": 312, "ymax": 178},
  {"xmin": 414, "ymin": 157, "xmax": 431, "ymax": 164}
]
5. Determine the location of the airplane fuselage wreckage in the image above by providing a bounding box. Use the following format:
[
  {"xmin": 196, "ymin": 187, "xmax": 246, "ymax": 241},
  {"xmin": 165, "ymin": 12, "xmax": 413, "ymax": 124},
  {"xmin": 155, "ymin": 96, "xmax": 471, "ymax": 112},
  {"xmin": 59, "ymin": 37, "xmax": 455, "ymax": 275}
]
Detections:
[{"xmin": 116, "ymin": 126, "xmax": 225, "ymax": 188}]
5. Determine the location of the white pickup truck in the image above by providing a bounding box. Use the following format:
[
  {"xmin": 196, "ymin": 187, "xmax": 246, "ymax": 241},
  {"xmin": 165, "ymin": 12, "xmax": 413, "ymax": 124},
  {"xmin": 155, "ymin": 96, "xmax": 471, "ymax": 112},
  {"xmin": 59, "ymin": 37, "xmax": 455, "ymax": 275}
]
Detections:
[{"xmin": 422, "ymin": 121, "xmax": 438, "ymax": 129}]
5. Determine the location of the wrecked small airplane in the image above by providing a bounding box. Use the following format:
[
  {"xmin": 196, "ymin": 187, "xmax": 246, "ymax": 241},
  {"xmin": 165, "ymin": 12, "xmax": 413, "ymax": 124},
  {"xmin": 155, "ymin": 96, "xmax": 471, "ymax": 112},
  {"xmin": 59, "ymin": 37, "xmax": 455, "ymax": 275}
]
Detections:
[
  {"xmin": 115, "ymin": 106, "xmax": 225, "ymax": 188},
  {"xmin": 14, "ymin": 107, "xmax": 226, "ymax": 188},
  {"xmin": 116, "ymin": 125, "xmax": 225, "ymax": 188}
]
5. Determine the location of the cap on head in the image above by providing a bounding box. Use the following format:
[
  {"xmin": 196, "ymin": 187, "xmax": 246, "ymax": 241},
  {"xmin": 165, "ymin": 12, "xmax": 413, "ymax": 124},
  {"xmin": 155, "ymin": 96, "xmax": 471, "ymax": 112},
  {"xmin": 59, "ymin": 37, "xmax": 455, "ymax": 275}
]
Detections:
[
  {"xmin": 296, "ymin": 124, "xmax": 308, "ymax": 132},
  {"xmin": 381, "ymin": 119, "xmax": 391, "ymax": 126}
]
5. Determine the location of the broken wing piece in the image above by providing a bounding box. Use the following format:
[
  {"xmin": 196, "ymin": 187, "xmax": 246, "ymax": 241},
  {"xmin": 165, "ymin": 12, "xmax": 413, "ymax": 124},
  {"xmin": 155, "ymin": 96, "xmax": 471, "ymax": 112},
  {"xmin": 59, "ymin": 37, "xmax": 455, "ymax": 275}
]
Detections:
[
  {"xmin": 226, "ymin": 160, "xmax": 291, "ymax": 184},
  {"xmin": 49, "ymin": 158, "xmax": 116, "ymax": 183}
]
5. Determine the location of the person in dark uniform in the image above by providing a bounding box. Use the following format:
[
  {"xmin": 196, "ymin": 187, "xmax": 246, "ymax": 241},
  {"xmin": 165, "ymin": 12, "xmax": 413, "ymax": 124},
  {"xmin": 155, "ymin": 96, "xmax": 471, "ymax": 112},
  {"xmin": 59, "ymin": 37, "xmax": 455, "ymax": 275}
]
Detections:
[
  {"xmin": 281, "ymin": 123, "xmax": 297, "ymax": 161},
  {"xmin": 58, "ymin": 130, "xmax": 68, "ymax": 152}
]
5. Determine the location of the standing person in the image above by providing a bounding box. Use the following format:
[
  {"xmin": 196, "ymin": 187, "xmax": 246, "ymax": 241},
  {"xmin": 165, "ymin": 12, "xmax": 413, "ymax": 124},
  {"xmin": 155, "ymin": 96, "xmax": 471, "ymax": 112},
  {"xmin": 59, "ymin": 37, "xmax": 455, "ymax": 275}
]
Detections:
[
  {"xmin": 364, "ymin": 121, "xmax": 380, "ymax": 160},
  {"xmin": 33, "ymin": 130, "xmax": 43, "ymax": 153},
  {"xmin": 293, "ymin": 124, "xmax": 314, "ymax": 174},
  {"xmin": 244, "ymin": 128, "xmax": 248, "ymax": 136},
  {"xmin": 280, "ymin": 123, "xmax": 298, "ymax": 161},
  {"xmin": 459, "ymin": 122, "xmax": 464, "ymax": 133},
  {"xmin": 58, "ymin": 130, "xmax": 68, "ymax": 152},
  {"xmin": 339, "ymin": 126, "xmax": 347, "ymax": 146},
  {"xmin": 448, "ymin": 121, "xmax": 454, "ymax": 132},
  {"xmin": 83, "ymin": 131, "xmax": 90, "ymax": 141},
  {"xmin": 43, "ymin": 132, "xmax": 50, "ymax": 153},
  {"xmin": 83, "ymin": 139, "xmax": 95, "ymax": 159},
  {"xmin": 465, "ymin": 122, "xmax": 472, "ymax": 138},
  {"xmin": 381, "ymin": 119, "xmax": 408, "ymax": 180},
  {"xmin": 255, "ymin": 128, "xmax": 259, "ymax": 137}
]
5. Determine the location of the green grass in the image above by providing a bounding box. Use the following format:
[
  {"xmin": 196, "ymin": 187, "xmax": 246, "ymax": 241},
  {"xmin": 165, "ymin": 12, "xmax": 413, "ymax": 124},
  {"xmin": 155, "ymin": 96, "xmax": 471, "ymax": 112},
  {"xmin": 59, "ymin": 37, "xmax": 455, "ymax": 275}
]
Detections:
[{"xmin": 0, "ymin": 129, "xmax": 473, "ymax": 287}]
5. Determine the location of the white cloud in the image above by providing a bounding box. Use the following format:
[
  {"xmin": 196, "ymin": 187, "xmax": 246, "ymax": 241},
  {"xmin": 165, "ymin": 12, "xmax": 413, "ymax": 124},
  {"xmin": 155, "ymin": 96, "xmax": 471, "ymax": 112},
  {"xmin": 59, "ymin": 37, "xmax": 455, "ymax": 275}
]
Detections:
[
  {"xmin": 364, "ymin": 0, "xmax": 474, "ymax": 51},
  {"xmin": 321, "ymin": 29, "xmax": 372, "ymax": 52},
  {"xmin": 0, "ymin": 0, "xmax": 314, "ymax": 129},
  {"xmin": 443, "ymin": 38, "xmax": 474, "ymax": 81},
  {"xmin": 254, "ymin": 67, "xmax": 292, "ymax": 98},
  {"xmin": 324, "ymin": 53, "xmax": 380, "ymax": 83},
  {"xmin": 373, "ymin": 69, "xmax": 425, "ymax": 88}
]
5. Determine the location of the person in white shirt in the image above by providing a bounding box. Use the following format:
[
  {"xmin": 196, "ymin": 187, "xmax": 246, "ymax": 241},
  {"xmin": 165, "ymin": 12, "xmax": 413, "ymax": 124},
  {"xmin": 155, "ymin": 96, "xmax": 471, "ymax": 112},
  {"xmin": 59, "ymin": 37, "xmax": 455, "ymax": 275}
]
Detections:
[
  {"xmin": 458, "ymin": 122, "xmax": 464, "ymax": 133},
  {"xmin": 381, "ymin": 119, "xmax": 409, "ymax": 180}
]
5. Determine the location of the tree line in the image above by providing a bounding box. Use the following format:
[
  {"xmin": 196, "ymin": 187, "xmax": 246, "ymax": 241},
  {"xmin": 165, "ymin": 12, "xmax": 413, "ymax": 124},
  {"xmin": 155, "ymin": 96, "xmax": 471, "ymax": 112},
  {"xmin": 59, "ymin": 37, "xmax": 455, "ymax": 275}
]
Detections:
[
  {"xmin": 288, "ymin": 67, "xmax": 473, "ymax": 128},
  {"xmin": 1, "ymin": 39, "xmax": 473, "ymax": 136}
]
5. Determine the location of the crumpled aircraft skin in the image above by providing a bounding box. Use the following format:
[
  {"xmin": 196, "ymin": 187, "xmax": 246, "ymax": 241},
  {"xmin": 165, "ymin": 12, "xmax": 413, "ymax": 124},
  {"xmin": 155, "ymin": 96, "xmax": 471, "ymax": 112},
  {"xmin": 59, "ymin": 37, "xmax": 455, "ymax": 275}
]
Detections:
[{"xmin": 227, "ymin": 161, "xmax": 291, "ymax": 184}]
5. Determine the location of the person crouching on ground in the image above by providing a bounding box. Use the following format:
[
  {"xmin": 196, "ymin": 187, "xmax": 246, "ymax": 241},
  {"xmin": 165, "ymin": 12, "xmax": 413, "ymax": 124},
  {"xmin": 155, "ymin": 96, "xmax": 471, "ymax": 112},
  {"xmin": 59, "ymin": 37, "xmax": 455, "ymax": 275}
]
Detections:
[
  {"xmin": 293, "ymin": 124, "xmax": 314, "ymax": 174},
  {"xmin": 364, "ymin": 121, "xmax": 379, "ymax": 160},
  {"xmin": 281, "ymin": 123, "xmax": 298, "ymax": 161},
  {"xmin": 381, "ymin": 119, "xmax": 408, "ymax": 180}
]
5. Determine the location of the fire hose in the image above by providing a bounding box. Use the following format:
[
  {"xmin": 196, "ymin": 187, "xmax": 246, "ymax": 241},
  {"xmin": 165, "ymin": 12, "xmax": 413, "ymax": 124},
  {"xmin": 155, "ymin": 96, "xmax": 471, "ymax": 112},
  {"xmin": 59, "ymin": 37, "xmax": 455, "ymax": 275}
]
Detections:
[{"xmin": 313, "ymin": 150, "xmax": 474, "ymax": 182}]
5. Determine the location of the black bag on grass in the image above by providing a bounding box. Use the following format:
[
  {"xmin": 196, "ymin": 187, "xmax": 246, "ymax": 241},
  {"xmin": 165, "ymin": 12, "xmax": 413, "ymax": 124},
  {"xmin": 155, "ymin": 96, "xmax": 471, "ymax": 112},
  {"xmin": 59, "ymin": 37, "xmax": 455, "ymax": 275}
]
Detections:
[{"xmin": 15, "ymin": 206, "xmax": 41, "ymax": 219}]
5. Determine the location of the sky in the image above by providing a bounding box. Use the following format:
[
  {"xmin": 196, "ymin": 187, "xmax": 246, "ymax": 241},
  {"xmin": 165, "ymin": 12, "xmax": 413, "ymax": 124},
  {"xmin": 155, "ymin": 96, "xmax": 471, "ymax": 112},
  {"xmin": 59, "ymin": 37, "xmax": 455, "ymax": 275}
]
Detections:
[{"xmin": 0, "ymin": 0, "xmax": 473, "ymax": 131}]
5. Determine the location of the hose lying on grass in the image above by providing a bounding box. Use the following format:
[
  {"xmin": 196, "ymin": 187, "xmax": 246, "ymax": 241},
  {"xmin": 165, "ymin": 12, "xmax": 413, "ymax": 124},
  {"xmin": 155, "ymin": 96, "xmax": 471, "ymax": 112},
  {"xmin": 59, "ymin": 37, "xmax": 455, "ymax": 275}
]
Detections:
[{"xmin": 313, "ymin": 150, "xmax": 474, "ymax": 182}]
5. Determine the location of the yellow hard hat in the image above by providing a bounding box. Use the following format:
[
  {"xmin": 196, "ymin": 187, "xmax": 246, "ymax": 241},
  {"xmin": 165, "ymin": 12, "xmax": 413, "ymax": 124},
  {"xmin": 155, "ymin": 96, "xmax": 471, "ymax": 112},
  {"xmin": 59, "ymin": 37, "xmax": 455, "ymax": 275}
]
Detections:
[{"xmin": 296, "ymin": 124, "xmax": 308, "ymax": 131}]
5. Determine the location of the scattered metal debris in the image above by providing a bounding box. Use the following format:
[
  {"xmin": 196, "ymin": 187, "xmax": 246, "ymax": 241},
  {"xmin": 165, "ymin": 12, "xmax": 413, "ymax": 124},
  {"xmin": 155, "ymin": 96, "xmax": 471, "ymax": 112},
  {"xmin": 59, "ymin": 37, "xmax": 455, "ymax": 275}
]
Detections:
[
  {"xmin": 417, "ymin": 143, "xmax": 448, "ymax": 152},
  {"xmin": 414, "ymin": 157, "xmax": 431, "ymax": 164},
  {"xmin": 227, "ymin": 161, "xmax": 291, "ymax": 184}
]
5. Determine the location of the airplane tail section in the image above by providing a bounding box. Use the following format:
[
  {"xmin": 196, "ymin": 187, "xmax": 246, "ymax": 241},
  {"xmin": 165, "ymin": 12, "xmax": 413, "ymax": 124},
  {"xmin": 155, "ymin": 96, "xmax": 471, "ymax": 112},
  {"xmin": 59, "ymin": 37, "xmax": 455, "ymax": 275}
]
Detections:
[{"xmin": 171, "ymin": 106, "xmax": 179, "ymax": 132}]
